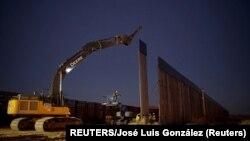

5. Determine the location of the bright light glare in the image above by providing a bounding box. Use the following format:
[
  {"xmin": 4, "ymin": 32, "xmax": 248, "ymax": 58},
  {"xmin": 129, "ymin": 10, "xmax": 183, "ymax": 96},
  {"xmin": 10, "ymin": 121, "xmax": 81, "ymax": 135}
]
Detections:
[{"xmin": 66, "ymin": 67, "xmax": 73, "ymax": 73}]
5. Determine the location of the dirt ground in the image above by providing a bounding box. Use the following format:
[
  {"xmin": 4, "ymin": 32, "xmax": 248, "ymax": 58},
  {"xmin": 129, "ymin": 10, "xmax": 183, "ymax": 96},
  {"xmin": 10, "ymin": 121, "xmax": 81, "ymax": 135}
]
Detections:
[{"xmin": 0, "ymin": 127, "xmax": 65, "ymax": 141}]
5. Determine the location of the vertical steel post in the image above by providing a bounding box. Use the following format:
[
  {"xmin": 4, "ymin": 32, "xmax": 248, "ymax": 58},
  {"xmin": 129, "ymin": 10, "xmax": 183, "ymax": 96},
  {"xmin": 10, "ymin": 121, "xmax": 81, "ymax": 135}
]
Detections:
[
  {"xmin": 138, "ymin": 40, "xmax": 150, "ymax": 123},
  {"xmin": 202, "ymin": 89, "xmax": 206, "ymax": 116}
]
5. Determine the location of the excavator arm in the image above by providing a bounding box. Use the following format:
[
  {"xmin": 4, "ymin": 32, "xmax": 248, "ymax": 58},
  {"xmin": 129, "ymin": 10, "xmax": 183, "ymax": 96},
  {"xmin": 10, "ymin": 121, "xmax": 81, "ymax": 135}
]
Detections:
[{"xmin": 49, "ymin": 26, "xmax": 142, "ymax": 106}]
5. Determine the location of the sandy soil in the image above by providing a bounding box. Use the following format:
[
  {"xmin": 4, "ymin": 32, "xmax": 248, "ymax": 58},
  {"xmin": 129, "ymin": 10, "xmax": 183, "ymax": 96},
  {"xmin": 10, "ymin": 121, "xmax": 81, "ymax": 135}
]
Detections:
[{"xmin": 0, "ymin": 127, "xmax": 65, "ymax": 141}]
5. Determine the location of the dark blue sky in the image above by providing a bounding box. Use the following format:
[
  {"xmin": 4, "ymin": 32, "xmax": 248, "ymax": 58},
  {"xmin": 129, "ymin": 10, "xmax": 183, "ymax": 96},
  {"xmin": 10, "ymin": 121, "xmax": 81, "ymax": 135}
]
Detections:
[{"xmin": 0, "ymin": 0, "xmax": 249, "ymax": 115}]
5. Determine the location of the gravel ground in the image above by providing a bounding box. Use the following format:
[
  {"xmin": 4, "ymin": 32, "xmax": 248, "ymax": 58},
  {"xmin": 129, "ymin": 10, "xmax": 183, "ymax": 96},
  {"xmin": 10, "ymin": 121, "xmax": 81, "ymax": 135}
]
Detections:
[{"xmin": 0, "ymin": 128, "xmax": 65, "ymax": 141}]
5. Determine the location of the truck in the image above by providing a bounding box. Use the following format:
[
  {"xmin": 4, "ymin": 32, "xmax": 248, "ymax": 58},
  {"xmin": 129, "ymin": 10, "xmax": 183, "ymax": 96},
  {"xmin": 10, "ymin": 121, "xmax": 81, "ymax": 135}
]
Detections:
[{"xmin": 7, "ymin": 26, "xmax": 142, "ymax": 131}]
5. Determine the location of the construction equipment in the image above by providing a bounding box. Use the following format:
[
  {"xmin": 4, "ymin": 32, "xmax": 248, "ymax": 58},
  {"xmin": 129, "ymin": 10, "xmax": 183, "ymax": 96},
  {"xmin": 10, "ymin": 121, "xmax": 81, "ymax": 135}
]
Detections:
[
  {"xmin": 115, "ymin": 105, "xmax": 135, "ymax": 125},
  {"xmin": 102, "ymin": 90, "xmax": 121, "ymax": 106},
  {"xmin": 102, "ymin": 91, "xmax": 135, "ymax": 125},
  {"xmin": 7, "ymin": 26, "xmax": 142, "ymax": 131}
]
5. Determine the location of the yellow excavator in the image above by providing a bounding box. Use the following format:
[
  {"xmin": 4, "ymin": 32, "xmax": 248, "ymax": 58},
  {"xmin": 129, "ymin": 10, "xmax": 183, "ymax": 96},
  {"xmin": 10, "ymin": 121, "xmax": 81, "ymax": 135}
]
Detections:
[{"xmin": 7, "ymin": 26, "xmax": 142, "ymax": 131}]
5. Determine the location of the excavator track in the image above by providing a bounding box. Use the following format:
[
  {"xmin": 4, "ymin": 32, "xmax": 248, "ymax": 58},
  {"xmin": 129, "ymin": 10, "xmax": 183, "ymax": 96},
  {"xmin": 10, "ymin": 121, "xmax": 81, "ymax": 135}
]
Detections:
[
  {"xmin": 10, "ymin": 117, "xmax": 36, "ymax": 130},
  {"xmin": 35, "ymin": 117, "xmax": 82, "ymax": 131}
]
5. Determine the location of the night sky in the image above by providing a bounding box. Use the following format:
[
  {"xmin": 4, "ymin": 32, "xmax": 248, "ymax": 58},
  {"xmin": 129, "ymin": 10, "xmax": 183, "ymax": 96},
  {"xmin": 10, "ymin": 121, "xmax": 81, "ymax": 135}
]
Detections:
[{"xmin": 0, "ymin": 0, "xmax": 249, "ymax": 115}]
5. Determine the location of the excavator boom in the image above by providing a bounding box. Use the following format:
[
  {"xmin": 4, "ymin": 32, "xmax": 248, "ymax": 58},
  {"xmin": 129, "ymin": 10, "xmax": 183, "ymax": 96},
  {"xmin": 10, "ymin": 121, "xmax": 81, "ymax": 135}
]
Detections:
[{"xmin": 49, "ymin": 26, "xmax": 142, "ymax": 106}]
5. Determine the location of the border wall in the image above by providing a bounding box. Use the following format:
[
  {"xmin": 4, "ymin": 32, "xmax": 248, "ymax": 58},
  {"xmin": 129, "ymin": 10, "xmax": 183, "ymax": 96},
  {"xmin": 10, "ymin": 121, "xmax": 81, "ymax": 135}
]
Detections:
[{"xmin": 158, "ymin": 57, "xmax": 228, "ymax": 124}]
